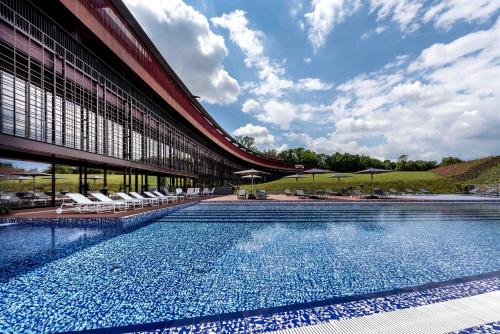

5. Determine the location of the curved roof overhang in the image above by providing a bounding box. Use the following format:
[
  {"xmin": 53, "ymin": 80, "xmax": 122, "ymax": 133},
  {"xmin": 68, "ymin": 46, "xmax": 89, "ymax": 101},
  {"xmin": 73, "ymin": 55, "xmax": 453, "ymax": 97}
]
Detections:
[{"xmin": 58, "ymin": 0, "xmax": 296, "ymax": 171}]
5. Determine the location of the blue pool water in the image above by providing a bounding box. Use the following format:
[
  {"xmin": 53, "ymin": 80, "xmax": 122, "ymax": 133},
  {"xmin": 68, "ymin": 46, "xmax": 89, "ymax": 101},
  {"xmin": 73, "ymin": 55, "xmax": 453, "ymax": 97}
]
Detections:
[{"xmin": 1, "ymin": 202, "xmax": 499, "ymax": 333}]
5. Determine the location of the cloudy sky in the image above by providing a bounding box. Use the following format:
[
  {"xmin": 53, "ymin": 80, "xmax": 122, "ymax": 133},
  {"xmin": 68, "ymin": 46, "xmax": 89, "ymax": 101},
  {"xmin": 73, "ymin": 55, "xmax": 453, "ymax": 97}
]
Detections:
[{"xmin": 124, "ymin": 0, "xmax": 500, "ymax": 161}]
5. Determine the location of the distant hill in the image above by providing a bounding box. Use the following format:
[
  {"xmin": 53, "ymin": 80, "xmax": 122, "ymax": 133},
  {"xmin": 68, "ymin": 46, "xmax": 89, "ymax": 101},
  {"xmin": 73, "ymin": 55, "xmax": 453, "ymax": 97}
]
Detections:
[{"xmin": 432, "ymin": 156, "xmax": 500, "ymax": 181}]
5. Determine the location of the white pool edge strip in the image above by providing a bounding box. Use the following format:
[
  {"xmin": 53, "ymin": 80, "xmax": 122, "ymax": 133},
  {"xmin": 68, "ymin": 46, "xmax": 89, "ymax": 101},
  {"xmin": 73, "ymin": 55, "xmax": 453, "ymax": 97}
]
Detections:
[{"xmin": 272, "ymin": 290, "xmax": 500, "ymax": 334}]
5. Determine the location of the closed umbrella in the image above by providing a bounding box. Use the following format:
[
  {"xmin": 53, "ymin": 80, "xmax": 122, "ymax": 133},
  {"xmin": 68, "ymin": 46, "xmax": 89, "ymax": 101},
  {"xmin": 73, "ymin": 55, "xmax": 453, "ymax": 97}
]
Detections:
[
  {"xmin": 354, "ymin": 168, "xmax": 392, "ymax": 195},
  {"xmin": 301, "ymin": 168, "xmax": 332, "ymax": 193}
]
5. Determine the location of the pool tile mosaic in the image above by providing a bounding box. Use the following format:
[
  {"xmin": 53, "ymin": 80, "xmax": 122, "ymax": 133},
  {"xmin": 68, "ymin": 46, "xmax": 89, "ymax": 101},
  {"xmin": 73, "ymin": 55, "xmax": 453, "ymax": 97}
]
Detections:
[{"xmin": 1, "ymin": 202, "xmax": 499, "ymax": 333}]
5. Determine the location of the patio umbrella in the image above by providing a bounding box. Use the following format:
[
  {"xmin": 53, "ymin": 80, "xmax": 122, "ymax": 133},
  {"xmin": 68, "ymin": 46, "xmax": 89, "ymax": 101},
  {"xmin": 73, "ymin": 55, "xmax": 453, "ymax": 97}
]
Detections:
[
  {"xmin": 354, "ymin": 168, "xmax": 392, "ymax": 195},
  {"xmin": 16, "ymin": 176, "xmax": 33, "ymax": 183},
  {"xmin": 234, "ymin": 169, "xmax": 270, "ymax": 195},
  {"xmin": 12, "ymin": 172, "xmax": 50, "ymax": 189},
  {"xmin": 284, "ymin": 174, "xmax": 307, "ymax": 183},
  {"xmin": 300, "ymin": 168, "xmax": 332, "ymax": 193},
  {"xmin": 328, "ymin": 173, "xmax": 353, "ymax": 182},
  {"xmin": 87, "ymin": 175, "xmax": 104, "ymax": 183},
  {"xmin": 241, "ymin": 175, "xmax": 262, "ymax": 179}
]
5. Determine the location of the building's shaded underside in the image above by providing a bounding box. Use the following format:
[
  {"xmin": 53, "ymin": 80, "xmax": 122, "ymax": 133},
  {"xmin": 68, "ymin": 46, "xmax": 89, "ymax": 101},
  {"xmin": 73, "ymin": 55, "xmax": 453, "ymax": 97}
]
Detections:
[{"xmin": 0, "ymin": 0, "xmax": 296, "ymax": 194}]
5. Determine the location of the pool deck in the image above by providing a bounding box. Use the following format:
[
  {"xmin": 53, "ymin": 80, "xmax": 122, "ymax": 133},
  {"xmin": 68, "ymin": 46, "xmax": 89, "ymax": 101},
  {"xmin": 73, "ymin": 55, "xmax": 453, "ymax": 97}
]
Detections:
[
  {"xmin": 1, "ymin": 197, "xmax": 204, "ymax": 220},
  {"xmin": 204, "ymin": 193, "xmax": 500, "ymax": 202},
  {"xmin": 2, "ymin": 194, "xmax": 499, "ymax": 221}
]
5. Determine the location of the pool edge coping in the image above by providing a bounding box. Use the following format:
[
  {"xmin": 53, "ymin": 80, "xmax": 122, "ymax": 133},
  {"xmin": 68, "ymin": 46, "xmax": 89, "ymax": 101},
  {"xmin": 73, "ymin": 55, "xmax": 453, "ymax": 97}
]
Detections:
[{"xmin": 60, "ymin": 270, "xmax": 500, "ymax": 334}]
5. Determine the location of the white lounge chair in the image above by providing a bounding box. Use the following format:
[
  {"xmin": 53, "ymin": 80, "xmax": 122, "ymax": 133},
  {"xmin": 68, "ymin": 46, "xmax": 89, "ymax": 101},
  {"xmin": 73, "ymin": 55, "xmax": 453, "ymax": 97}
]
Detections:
[
  {"xmin": 209, "ymin": 188, "xmax": 215, "ymax": 195},
  {"xmin": 237, "ymin": 189, "xmax": 246, "ymax": 199},
  {"xmin": 57, "ymin": 193, "xmax": 115, "ymax": 214},
  {"xmin": 154, "ymin": 190, "xmax": 178, "ymax": 202},
  {"xmin": 202, "ymin": 188, "xmax": 210, "ymax": 196},
  {"xmin": 175, "ymin": 188, "xmax": 185, "ymax": 200},
  {"xmin": 256, "ymin": 190, "xmax": 267, "ymax": 200},
  {"xmin": 129, "ymin": 192, "xmax": 159, "ymax": 206},
  {"xmin": 116, "ymin": 192, "xmax": 144, "ymax": 208},
  {"xmin": 144, "ymin": 191, "xmax": 170, "ymax": 204},
  {"xmin": 90, "ymin": 192, "xmax": 129, "ymax": 211},
  {"xmin": 185, "ymin": 188, "xmax": 197, "ymax": 198}
]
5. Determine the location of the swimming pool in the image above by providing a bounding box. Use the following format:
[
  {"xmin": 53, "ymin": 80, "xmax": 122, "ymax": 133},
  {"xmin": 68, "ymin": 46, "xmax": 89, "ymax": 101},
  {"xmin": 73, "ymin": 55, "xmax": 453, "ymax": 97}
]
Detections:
[{"xmin": 1, "ymin": 202, "xmax": 499, "ymax": 333}]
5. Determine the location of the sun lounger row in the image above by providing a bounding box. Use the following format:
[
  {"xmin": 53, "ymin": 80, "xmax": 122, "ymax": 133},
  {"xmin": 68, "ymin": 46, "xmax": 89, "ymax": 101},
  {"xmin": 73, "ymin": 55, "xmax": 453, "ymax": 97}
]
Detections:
[
  {"xmin": 282, "ymin": 187, "xmax": 433, "ymax": 198},
  {"xmin": 55, "ymin": 188, "xmax": 204, "ymax": 214}
]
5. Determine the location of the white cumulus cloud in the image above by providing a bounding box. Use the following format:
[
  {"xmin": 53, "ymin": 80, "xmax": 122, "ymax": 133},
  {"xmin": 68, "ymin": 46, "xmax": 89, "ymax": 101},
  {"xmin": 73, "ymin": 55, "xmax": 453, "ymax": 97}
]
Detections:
[
  {"xmin": 304, "ymin": 0, "xmax": 362, "ymax": 52},
  {"xmin": 124, "ymin": 0, "xmax": 240, "ymax": 105},
  {"xmin": 232, "ymin": 123, "xmax": 276, "ymax": 147}
]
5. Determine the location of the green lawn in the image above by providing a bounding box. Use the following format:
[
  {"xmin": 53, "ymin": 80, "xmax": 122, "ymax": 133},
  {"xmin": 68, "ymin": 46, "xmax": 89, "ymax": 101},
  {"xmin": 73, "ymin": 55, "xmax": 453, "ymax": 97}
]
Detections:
[
  {"xmin": 0, "ymin": 174, "xmax": 159, "ymax": 193},
  {"xmin": 0, "ymin": 170, "xmax": 462, "ymax": 194},
  {"xmin": 241, "ymin": 171, "xmax": 458, "ymax": 194}
]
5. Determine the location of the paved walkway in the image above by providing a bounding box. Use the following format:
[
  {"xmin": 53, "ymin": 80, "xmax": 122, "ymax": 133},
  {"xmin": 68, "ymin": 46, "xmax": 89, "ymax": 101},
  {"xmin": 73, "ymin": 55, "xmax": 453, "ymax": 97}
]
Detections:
[{"xmin": 273, "ymin": 291, "xmax": 500, "ymax": 334}]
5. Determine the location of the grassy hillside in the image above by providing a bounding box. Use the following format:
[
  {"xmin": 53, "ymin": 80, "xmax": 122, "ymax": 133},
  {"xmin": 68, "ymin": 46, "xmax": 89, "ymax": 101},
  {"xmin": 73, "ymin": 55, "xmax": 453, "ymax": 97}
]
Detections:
[
  {"xmin": 241, "ymin": 171, "xmax": 457, "ymax": 194},
  {"xmin": 467, "ymin": 164, "xmax": 500, "ymax": 184},
  {"xmin": 432, "ymin": 156, "xmax": 500, "ymax": 181}
]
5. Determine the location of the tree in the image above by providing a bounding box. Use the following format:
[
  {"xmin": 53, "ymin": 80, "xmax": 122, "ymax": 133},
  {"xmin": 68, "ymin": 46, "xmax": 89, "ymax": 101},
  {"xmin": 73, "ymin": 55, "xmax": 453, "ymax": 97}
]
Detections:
[
  {"xmin": 261, "ymin": 148, "xmax": 278, "ymax": 158},
  {"xmin": 235, "ymin": 135, "xmax": 257, "ymax": 151},
  {"xmin": 440, "ymin": 156, "xmax": 463, "ymax": 167},
  {"xmin": 395, "ymin": 154, "xmax": 409, "ymax": 171}
]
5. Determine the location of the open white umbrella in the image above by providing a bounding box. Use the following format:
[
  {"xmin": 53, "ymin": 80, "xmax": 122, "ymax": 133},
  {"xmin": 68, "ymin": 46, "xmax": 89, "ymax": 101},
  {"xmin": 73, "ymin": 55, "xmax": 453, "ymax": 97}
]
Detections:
[
  {"xmin": 328, "ymin": 173, "xmax": 353, "ymax": 182},
  {"xmin": 354, "ymin": 168, "xmax": 392, "ymax": 195},
  {"xmin": 234, "ymin": 169, "xmax": 270, "ymax": 195},
  {"xmin": 301, "ymin": 168, "xmax": 332, "ymax": 193},
  {"xmin": 284, "ymin": 174, "xmax": 307, "ymax": 183},
  {"xmin": 241, "ymin": 175, "xmax": 262, "ymax": 179}
]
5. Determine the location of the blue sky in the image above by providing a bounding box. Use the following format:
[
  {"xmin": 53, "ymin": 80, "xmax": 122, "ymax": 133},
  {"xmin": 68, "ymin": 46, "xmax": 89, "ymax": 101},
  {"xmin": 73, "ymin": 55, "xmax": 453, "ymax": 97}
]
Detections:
[{"xmin": 124, "ymin": 0, "xmax": 500, "ymax": 161}]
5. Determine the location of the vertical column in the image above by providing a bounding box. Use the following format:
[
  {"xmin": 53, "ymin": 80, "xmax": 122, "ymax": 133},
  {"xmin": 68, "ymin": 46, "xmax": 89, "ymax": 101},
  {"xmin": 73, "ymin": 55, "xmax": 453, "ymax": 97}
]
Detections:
[
  {"xmin": 26, "ymin": 31, "xmax": 31, "ymax": 139},
  {"xmin": 61, "ymin": 51, "xmax": 66, "ymax": 146},
  {"xmin": 83, "ymin": 166, "xmax": 88, "ymax": 195},
  {"xmin": 103, "ymin": 168, "xmax": 107, "ymax": 190},
  {"xmin": 94, "ymin": 81, "xmax": 98, "ymax": 153},
  {"xmin": 51, "ymin": 161, "xmax": 56, "ymax": 206},
  {"xmin": 128, "ymin": 168, "xmax": 132, "ymax": 193},
  {"xmin": 123, "ymin": 168, "xmax": 126, "ymax": 192},
  {"xmin": 134, "ymin": 170, "xmax": 138, "ymax": 192},
  {"xmin": 78, "ymin": 166, "xmax": 83, "ymax": 194},
  {"xmin": 52, "ymin": 53, "xmax": 56, "ymax": 144},
  {"xmin": 102, "ymin": 82, "xmax": 107, "ymax": 155}
]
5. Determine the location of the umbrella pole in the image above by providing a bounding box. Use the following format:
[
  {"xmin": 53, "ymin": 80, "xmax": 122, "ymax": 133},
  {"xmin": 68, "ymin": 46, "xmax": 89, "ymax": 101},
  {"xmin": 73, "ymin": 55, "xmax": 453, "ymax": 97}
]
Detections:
[
  {"xmin": 313, "ymin": 174, "xmax": 315, "ymax": 193},
  {"xmin": 251, "ymin": 175, "xmax": 254, "ymax": 195},
  {"xmin": 371, "ymin": 173, "xmax": 374, "ymax": 194}
]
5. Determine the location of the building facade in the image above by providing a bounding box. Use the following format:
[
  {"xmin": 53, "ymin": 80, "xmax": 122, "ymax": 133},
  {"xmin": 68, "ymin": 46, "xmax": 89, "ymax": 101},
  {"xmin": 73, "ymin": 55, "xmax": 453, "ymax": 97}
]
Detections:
[{"xmin": 0, "ymin": 0, "xmax": 295, "ymax": 195}]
